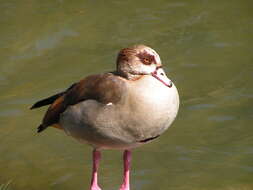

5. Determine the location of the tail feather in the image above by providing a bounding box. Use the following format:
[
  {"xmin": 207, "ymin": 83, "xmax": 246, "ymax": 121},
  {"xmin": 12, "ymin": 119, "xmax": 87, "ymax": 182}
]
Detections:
[
  {"xmin": 30, "ymin": 93, "xmax": 63, "ymax": 110},
  {"xmin": 30, "ymin": 83, "xmax": 76, "ymax": 110},
  {"xmin": 32, "ymin": 83, "xmax": 77, "ymax": 133},
  {"xmin": 37, "ymin": 124, "xmax": 47, "ymax": 133}
]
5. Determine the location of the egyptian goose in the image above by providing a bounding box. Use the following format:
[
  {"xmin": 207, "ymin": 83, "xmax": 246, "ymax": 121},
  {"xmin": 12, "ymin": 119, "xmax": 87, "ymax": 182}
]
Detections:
[{"xmin": 31, "ymin": 45, "xmax": 179, "ymax": 190}]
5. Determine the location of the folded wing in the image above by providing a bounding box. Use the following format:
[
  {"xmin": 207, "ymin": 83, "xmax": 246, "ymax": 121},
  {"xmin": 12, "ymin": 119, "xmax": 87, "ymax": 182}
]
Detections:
[{"xmin": 32, "ymin": 73, "xmax": 126, "ymax": 133}]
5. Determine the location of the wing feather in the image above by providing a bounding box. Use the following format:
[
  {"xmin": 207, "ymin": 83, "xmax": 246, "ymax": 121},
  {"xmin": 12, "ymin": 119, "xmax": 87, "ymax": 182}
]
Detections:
[{"xmin": 35, "ymin": 73, "xmax": 126, "ymax": 133}]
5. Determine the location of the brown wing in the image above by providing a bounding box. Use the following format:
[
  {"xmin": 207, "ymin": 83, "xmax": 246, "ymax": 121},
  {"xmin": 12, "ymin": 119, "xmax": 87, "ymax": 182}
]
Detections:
[{"xmin": 37, "ymin": 73, "xmax": 126, "ymax": 133}]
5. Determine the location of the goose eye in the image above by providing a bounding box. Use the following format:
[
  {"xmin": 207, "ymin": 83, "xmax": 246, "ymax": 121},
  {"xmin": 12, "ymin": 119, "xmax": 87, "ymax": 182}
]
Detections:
[
  {"xmin": 143, "ymin": 58, "xmax": 149, "ymax": 64},
  {"xmin": 136, "ymin": 51, "xmax": 154, "ymax": 65}
]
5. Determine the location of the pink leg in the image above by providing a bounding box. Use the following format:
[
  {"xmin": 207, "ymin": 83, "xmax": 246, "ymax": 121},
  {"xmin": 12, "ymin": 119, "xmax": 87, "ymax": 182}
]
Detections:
[
  {"xmin": 119, "ymin": 150, "xmax": 132, "ymax": 190},
  {"xmin": 90, "ymin": 149, "xmax": 102, "ymax": 190}
]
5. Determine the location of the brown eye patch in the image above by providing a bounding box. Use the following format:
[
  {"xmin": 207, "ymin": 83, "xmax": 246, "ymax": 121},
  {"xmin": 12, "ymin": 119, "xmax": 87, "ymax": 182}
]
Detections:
[{"xmin": 136, "ymin": 51, "xmax": 155, "ymax": 65}]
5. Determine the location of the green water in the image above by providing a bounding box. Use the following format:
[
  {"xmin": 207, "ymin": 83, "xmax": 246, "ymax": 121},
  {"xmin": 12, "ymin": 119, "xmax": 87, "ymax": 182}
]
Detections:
[{"xmin": 0, "ymin": 0, "xmax": 253, "ymax": 189}]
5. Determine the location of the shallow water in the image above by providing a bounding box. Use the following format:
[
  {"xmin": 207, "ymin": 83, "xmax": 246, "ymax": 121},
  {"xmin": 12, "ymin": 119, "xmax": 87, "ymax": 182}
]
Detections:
[{"xmin": 0, "ymin": 0, "xmax": 253, "ymax": 189}]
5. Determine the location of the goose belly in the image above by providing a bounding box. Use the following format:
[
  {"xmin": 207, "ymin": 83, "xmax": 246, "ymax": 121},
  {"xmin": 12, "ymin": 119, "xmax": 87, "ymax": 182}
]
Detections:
[
  {"xmin": 125, "ymin": 78, "xmax": 179, "ymax": 138},
  {"xmin": 60, "ymin": 78, "xmax": 179, "ymax": 149}
]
